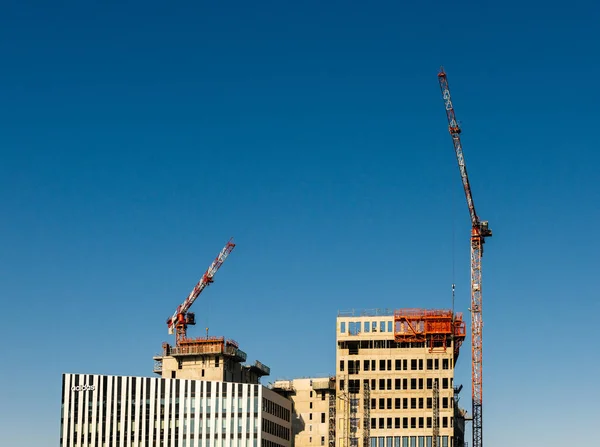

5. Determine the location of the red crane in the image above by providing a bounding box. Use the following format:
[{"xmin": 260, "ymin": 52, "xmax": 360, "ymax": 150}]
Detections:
[
  {"xmin": 438, "ymin": 67, "xmax": 492, "ymax": 447},
  {"xmin": 166, "ymin": 238, "xmax": 236, "ymax": 344}
]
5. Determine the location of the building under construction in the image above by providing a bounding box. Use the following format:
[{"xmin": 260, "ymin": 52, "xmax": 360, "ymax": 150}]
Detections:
[{"xmin": 270, "ymin": 309, "xmax": 468, "ymax": 447}]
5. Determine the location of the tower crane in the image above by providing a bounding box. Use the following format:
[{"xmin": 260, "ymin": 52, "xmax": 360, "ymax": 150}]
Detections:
[
  {"xmin": 438, "ymin": 68, "xmax": 492, "ymax": 447},
  {"xmin": 166, "ymin": 238, "xmax": 236, "ymax": 344}
]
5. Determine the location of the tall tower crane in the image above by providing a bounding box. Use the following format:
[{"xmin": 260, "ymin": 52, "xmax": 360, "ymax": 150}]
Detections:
[
  {"xmin": 166, "ymin": 238, "xmax": 236, "ymax": 344},
  {"xmin": 438, "ymin": 68, "xmax": 492, "ymax": 447}
]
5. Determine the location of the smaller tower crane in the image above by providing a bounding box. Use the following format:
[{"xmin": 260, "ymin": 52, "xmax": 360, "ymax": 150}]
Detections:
[{"xmin": 166, "ymin": 239, "xmax": 236, "ymax": 344}]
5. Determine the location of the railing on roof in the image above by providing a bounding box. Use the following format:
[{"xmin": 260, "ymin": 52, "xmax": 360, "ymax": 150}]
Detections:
[{"xmin": 338, "ymin": 308, "xmax": 395, "ymax": 317}]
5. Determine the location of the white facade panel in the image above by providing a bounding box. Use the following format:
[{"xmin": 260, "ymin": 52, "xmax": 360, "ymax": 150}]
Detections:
[{"xmin": 60, "ymin": 373, "xmax": 291, "ymax": 447}]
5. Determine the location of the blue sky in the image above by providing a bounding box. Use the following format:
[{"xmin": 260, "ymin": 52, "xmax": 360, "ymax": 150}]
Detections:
[{"xmin": 1, "ymin": 0, "xmax": 599, "ymax": 445}]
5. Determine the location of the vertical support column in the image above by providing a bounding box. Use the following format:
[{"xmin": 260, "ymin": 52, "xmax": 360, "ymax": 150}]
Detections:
[
  {"xmin": 433, "ymin": 379, "xmax": 439, "ymax": 447},
  {"xmin": 362, "ymin": 382, "xmax": 370, "ymax": 447},
  {"xmin": 329, "ymin": 388, "xmax": 336, "ymax": 447}
]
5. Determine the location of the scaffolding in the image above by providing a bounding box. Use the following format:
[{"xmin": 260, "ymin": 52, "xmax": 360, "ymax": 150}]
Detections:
[
  {"xmin": 394, "ymin": 309, "xmax": 466, "ymax": 359},
  {"xmin": 363, "ymin": 382, "xmax": 370, "ymax": 447},
  {"xmin": 329, "ymin": 390, "xmax": 336, "ymax": 447}
]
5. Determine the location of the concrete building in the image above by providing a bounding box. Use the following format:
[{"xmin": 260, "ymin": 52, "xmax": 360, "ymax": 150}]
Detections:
[
  {"xmin": 60, "ymin": 373, "xmax": 292, "ymax": 447},
  {"xmin": 154, "ymin": 336, "xmax": 270, "ymax": 383},
  {"xmin": 270, "ymin": 378, "xmax": 336, "ymax": 447},
  {"xmin": 335, "ymin": 309, "xmax": 467, "ymax": 447}
]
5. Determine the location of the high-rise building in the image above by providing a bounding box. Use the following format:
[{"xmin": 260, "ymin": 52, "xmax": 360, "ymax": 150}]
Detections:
[
  {"xmin": 60, "ymin": 373, "xmax": 292, "ymax": 447},
  {"xmin": 335, "ymin": 309, "xmax": 466, "ymax": 447}
]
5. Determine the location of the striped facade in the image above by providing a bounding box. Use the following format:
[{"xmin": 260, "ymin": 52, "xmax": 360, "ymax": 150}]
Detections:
[{"xmin": 60, "ymin": 373, "xmax": 291, "ymax": 447}]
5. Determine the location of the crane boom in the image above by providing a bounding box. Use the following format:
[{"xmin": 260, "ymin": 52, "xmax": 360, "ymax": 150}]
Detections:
[
  {"xmin": 438, "ymin": 67, "xmax": 492, "ymax": 447},
  {"xmin": 166, "ymin": 238, "xmax": 236, "ymax": 343}
]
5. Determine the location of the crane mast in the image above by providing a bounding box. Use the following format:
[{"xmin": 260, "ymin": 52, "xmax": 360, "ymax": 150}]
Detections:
[
  {"xmin": 166, "ymin": 239, "xmax": 236, "ymax": 344},
  {"xmin": 438, "ymin": 68, "xmax": 492, "ymax": 447}
]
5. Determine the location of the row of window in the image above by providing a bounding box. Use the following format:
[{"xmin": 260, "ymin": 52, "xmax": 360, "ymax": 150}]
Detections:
[
  {"xmin": 261, "ymin": 418, "xmax": 290, "ymax": 441},
  {"xmin": 340, "ymin": 321, "xmax": 394, "ymax": 334},
  {"xmin": 368, "ymin": 396, "xmax": 453, "ymax": 411},
  {"xmin": 368, "ymin": 416, "xmax": 453, "ymax": 430},
  {"xmin": 307, "ymin": 412, "xmax": 327, "ymax": 423},
  {"xmin": 370, "ymin": 435, "xmax": 451, "ymax": 447},
  {"xmin": 261, "ymin": 398, "xmax": 290, "ymax": 422},
  {"xmin": 340, "ymin": 358, "xmax": 451, "ymax": 373},
  {"xmin": 340, "ymin": 377, "xmax": 453, "ymax": 393}
]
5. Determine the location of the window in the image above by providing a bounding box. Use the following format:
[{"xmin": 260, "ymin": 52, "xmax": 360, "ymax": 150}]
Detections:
[
  {"xmin": 387, "ymin": 379, "xmax": 392, "ymax": 390},
  {"xmin": 388, "ymin": 321, "xmax": 393, "ymax": 332},
  {"xmin": 371, "ymin": 379, "xmax": 376, "ymax": 390},
  {"xmin": 322, "ymin": 393, "xmax": 326, "ymax": 401},
  {"xmin": 364, "ymin": 360, "xmax": 370, "ymax": 371},
  {"xmin": 427, "ymin": 417, "xmax": 432, "ymax": 428},
  {"xmin": 403, "ymin": 398, "xmax": 408, "ymax": 409},
  {"xmin": 442, "ymin": 398, "xmax": 448, "ymax": 409},
  {"xmin": 371, "ymin": 398, "xmax": 376, "ymax": 409},
  {"xmin": 442, "ymin": 378, "xmax": 448, "ymax": 389},
  {"xmin": 380, "ymin": 322, "xmax": 386, "ymax": 332},
  {"xmin": 321, "ymin": 437, "xmax": 325, "ymax": 446},
  {"xmin": 310, "ymin": 391, "xmax": 314, "ymax": 398},
  {"xmin": 411, "ymin": 398, "xmax": 416, "ymax": 409},
  {"xmin": 395, "ymin": 379, "xmax": 401, "ymax": 390},
  {"xmin": 215, "ymin": 357, "xmax": 220, "ymax": 367},
  {"xmin": 379, "ymin": 418, "xmax": 384, "ymax": 429},
  {"xmin": 426, "ymin": 359, "xmax": 433, "ymax": 370},
  {"xmin": 387, "ymin": 360, "xmax": 392, "ymax": 371},
  {"xmin": 419, "ymin": 359, "xmax": 423, "ymax": 370},
  {"xmin": 419, "ymin": 398, "xmax": 423, "ymax": 409},
  {"xmin": 419, "ymin": 379, "xmax": 423, "ymax": 390},
  {"xmin": 395, "ymin": 418, "xmax": 400, "ymax": 429},
  {"xmin": 395, "ymin": 398, "xmax": 400, "ymax": 409},
  {"xmin": 340, "ymin": 380, "xmax": 345, "ymax": 391},
  {"xmin": 442, "ymin": 359, "xmax": 449, "ymax": 369},
  {"xmin": 426, "ymin": 398, "xmax": 432, "ymax": 409},
  {"xmin": 403, "ymin": 359, "xmax": 407, "ymax": 370},
  {"xmin": 434, "ymin": 359, "xmax": 439, "ymax": 370},
  {"xmin": 403, "ymin": 418, "xmax": 408, "ymax": 429},
  {"xmin": 411, "ymin": 379, "xmax": 417, "ymax": 390},
  {"xmin": 364, "ymin": 322, "xmax": 370, "ymax": 332},
  {"xmin": 380, "ymin": 360, "xmax": 386, "ymax": 371},
  {"xmin": 419, "ymin": 417, "xmax": 424, "ymax": 429},
  {"xmin": 310, "ymin": 413, "xmax": 313, "ymax": 420},
  {"xmin": 321, "ymin": 413, "xmax": 326, "ymax": 423},
  {"xmin": 427, "ymin": 378, "xmax": 432, "ymax": 389},
  {"xmin": 371, "ymin": 360, "xmax": 376, "ymax": 371},
  {"xmin": 379, "ymin": 379, "xmax": 385, "ymax": 390},
  {"xmin": 411, "ymin": 418, "xmax": 416, "ymax": 429},
  {"xmin": 442, "ymin": 417, "xmax": 448, "ymax": 428},
  {"xmin": 411, "ymin": 359, "xmax": 417, "ymax": 370},
  {"xmin": 340, "ymin": 361, "xmax": 345, "ymax": 372},
  {"xmin": 387, "ymin": 398, "xmax": 392, "ymax": 409},
  {"xmin": 403, "ymin": 378, "xmax": 408, "ymax": 389},
  {"xmin": 387, "ymin": 418, "xmax": 392, "ymax": 429},
  {"xmin": 395, "ymin": 359, "xmax": 401, "ymax": 370},
  {"xmin": 310, "ymin": 402, "xmax": 313, "ymax": 409},
  {"xmin": 379, "ymin": 398, "xmax": 385, "ymax": 409},
  {"xmin": 341, "ymin": 322, "xmax": 346, "ymax": 333}
]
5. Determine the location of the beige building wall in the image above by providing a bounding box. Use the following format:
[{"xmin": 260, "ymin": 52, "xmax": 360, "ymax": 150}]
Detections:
[
  {"xmin": 271, "ymin": 378, "xmax": 335, "ymax": 447},
  {"xmin": 336, "ymin": 312, "xmax": 458, "ymax": 447}
]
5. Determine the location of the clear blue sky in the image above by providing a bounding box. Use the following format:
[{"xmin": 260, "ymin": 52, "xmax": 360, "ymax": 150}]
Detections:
[{"xmin": 1, "ymin": 1, "xmax": 599, "ymax": 445}]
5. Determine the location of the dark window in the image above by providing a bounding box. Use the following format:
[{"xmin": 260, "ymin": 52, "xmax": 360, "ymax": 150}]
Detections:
[
  {"xmin": 395, "ymin": 359, "xmax": 401, "ymax": 370},
  {"xmin": 395, "ymin": 398, "xmax": 401, "ymax": 409},
  {"xmin": 411, "ymin": 359, "xmax": 417, "ymax": 370},
  {"xmin": 380, "ymin": 360, "xmax": 386, "ymax": 371},
  {"xmin": 395, "ymin": 379, "xmax": 401, "ymax": 390},
  {"xmin": 340, "ymin": 360, "xmax": 345, "ymax": 372}
]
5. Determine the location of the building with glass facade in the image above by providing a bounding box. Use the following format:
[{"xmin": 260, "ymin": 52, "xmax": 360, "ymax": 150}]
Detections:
[{"xmin": 60, "ymin": 373, "xmax": 291, "ymax": 447}]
